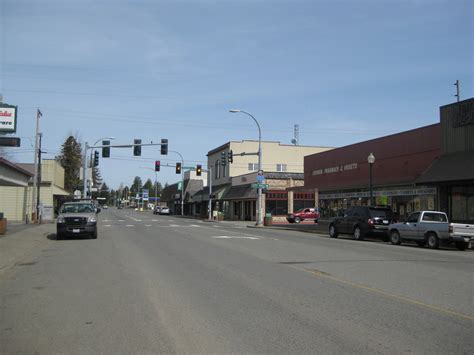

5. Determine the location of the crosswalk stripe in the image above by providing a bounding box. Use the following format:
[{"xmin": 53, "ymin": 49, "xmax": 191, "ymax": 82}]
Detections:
[{"xmin": 126, "ymin": 225, "xmax": 134, "ymax": 227}]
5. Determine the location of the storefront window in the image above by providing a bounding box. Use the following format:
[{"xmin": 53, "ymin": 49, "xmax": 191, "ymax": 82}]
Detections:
[
  {"xmin": 451, "ymin": 186, "xmax": 474, "ymax": 223},
  {"xmin": 266, "ymin": 191, "xmax": 288, "ymax": 215}
]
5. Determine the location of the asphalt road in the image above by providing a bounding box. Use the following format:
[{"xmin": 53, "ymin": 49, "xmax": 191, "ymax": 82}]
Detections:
[{"xmin": 1, "ymin": 208, "xmax": 473, "ymax": 354}]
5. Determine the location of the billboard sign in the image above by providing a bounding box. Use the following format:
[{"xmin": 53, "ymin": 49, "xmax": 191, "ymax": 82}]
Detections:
[{"xmin": 0, "ymin": 104, "xmax": 18, "ymax": 133}]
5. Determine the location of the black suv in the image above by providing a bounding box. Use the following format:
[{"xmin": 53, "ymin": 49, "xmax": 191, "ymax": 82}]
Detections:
[{"xmin": 328, "ymin": 206, "xmax": 394, "ymax": 241}]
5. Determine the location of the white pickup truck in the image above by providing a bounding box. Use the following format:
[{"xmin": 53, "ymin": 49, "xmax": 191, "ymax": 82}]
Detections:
[
  {"xmin": 450, "ymin": 222, "xmax": 473, "ymax": 250},
  {"xmin": 389, "ymin": 211, "xmax": 471, "ymax": 250}
]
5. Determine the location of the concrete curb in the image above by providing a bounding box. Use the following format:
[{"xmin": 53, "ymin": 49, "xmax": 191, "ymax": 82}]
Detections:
[{"xmin": 247, "ymin": 224, "xmax": 329, "ymax": 236}]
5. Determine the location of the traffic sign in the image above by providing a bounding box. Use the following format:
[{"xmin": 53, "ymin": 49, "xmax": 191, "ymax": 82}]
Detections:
[
  {"xmin": 256, "ymin": 174, "xmax": 265, "ymax": 183},
  {"xmin": 251, "ymin": 183, "xmax": 269, "ymax": 189}
]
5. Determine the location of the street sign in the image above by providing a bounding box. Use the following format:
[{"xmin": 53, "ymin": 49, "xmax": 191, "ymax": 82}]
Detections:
[
  {"xmin": 251, "ymin": 183, "xmax": 269, "ymax": 189},
  {"xmin": 256, "ymin": 174, "xmax": 265, "ymax": 183}
]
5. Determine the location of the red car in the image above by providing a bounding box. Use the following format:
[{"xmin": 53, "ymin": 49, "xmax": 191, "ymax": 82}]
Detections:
[{"xmin": 287, "ymin": 208, "xmax": 320, "ymax": 223}]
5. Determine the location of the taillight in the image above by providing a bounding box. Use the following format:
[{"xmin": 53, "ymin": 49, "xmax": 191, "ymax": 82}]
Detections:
[{"xmin": 368, "ymin": 218, "xmax": 374, "ymax": 226}]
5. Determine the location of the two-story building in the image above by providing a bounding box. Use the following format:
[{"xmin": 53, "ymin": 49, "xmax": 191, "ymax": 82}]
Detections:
[{"xmin": 197, "ymin": 140, "xmax": 333, "ymax": 221}]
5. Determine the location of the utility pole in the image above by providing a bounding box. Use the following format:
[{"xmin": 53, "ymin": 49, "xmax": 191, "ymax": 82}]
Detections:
[
  {"xmin": 32, "ymin": 109, "xmax": 42, "ymax": 221},
  {"xmin": 454, "ymin": 80, "xmax": 460, "ymax": 102},
  {"xmin": 208, "ymin": 166, "xmax": 213, "ymax": 221},
  {"xmin": 36, "ymin": 133, "xmax": 43, "ymax": 223},
  {"xmin": 82, "ymin": 142, "xmax": 89, "ymax": 198}
]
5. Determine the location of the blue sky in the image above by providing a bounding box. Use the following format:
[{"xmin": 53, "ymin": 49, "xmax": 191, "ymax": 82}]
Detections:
[{"xmin": 1, "ymin": 0, "xmax": 473, "ymax": 189}]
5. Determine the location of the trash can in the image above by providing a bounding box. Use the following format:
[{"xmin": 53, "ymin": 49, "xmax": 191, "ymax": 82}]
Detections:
[
  {"xmin": 264, "ymin": 213, "xmax": 272, "ymax": 226},
  {"xmin": 0, "ymin": 213, "xmax": 7, "ymax": 235}
]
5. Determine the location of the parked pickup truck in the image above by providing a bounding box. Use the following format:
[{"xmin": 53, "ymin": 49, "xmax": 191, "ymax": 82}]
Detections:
[
  {"xmin": 389, "ymin": 211, "xmax": 470, "ymax": 250},
  {"xmin": 450, "ymin": 222, "xmax": 473, "ymax": 250}
]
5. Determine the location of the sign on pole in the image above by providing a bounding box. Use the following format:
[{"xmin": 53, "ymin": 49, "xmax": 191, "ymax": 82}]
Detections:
[{"xmin": 0, "ymin": 103, "xmax": 18, "ymax": 133}]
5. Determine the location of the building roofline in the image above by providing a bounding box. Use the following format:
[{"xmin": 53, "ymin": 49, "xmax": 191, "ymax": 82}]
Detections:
[
  {"xmin": 207, "ymin": 140, "xmax": 334, "ymax": 156},
  {"xmin": 0, "ymin": 157, "xmax": 34, "ymax": 177},
  {"xmin": 306, "ymin": 123, "xmax": 440, "ymax": 158}
]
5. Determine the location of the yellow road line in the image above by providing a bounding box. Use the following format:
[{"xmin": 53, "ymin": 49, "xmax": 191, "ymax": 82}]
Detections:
[{"xmin": 293, "ymin": 266, "xmax": 473, "ymax": 321}]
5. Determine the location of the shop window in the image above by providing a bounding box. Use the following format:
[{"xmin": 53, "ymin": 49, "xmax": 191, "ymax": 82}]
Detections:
[{"xmin": 451, "ymin": 186, "xmax": 474, "ymax": 223}]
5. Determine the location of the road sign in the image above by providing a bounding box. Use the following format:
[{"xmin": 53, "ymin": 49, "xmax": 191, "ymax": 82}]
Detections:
[
  {"xmin": 0, "ymin": 137, "xmax": 20, "ymax": 147},
  {"xmin": 256, "ymin": 174, "xmax": 265, "ymax": 183},
  {"xmin": 251, "ymin": 183, "xmax": 269, "ymax": 189}
]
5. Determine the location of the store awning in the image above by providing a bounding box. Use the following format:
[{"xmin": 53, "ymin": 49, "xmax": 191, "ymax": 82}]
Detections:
[
  {"xmin": 52, "ymin": 185, "xmax": 70, "ymax": 196},
  {"xmin": 223, "ymin": 184, "xmax": 257, "ymax": 200},
  {"xmin": 192, "ymin": 184, "xmax": 230, "ymax": 202},
  {"xmin": 416, "ymin": 151, "xmax": 474, "ymax": 184}
]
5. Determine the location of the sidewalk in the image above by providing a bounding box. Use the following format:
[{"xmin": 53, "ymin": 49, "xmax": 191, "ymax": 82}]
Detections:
[{"xmin": 0, "ymin": 223, "xmax": 53, "ymax": 274}]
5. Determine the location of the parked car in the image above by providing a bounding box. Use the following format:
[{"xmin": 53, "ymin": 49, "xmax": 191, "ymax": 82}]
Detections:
[
  {"xmin": 287, "ymin": 208, "xmax": 320, "ymax": 223},
  {"xmin": 153, "ymin": 206, "xmax": 161, "ymax": 215},
  {"xmin": 102, "ymin": 205, "xmax": 108, "ymax": 209},
  {"xmin": 56, "ymin": 201, "xmax": 100, "ymax": 239},
  {"xmin": 117, "ymin": 204, "xmax": 123, "ymax": 210},
  {"xmin": 159, "ymin": 207, "xmax": 170, "ymax": 215},
  {"xmin": 328, "ymin": 206, "xmax": 394, "ymax": 241},
  {"xmin": 389, "ymin": 211, "xmax": 470, "ymax": 250}
]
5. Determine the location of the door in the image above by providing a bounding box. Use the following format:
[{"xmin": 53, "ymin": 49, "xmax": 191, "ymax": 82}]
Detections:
[
  {"xmin": 339, "ymin": 208, "xmax": 354, "ymax": 234},
  {"xmin": 404, "ymin": 212, "xmax": 421, "ymax": 239}
]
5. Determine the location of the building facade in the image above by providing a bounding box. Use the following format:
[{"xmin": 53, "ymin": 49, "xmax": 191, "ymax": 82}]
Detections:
[
  {"xmin": 201, "ymin": 140, "xmax": 332, "ymax": 220},
  {"xmin": 304, "ymin": 124, "xmax": 441, "ymax": 219}
]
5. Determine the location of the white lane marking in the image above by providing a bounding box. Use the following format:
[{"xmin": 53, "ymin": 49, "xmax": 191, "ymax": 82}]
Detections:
[
  {"xmin": 127, "ymin": 216, "xmax": 142, "ymax": 221},
  {"xmin": 170, "ymin": 224, "xmax": 180, "ymax": 227},
  {"xmin": 145, "ymin": 225, "xmax": 152, "ymax": 227},
  {"xmin": 103, "ymin": 219, "xmax": 110, "ymax": 222},
  {"xmin": 152, "ymin": 219, "xmax": 158, "ymax": 222},
  {"xmin": 190, "ymin": 224, "xmax": 200, "ymax": 227},
  {"xmin": 168, "ymin": 220, "xmax": 174, "ymax": 222},
  {"xmin": 118, "ymin": 220, "xmax": 125, "ymax": 222},
  {"xmin": 126, "ymin": 224, "xmax": 134, "ymax": 227},
  {"xmin": 213, "ymin": 225, "xmax": 219, "ymax": 227},
  {"xmin": 212, "ymin": 236, "xmax": 260, "ymax": 240},
  {"xmin": 104, "ymin": 225, "xmax": 111, "ymax": 227}
]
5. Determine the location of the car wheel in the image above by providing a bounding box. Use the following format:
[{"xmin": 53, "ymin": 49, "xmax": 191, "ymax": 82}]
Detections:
[
  {"xmin": 294, "ymin": 217, "xmax": 301, "ymax": 223},
  {"xmin": 328, "ymin": 224, "xmax": 338, "ymax": 238},
  {"xmin": 353, "ymin": 226, "xmax": 364, "ymax": 241},
  {"xmin": 390, "ymin": 230, "xmax": 401, "ymax": 245},
  {"xmin": 455, "ymin": 241, "xmax": 468, "ymax": 251},
  {"xmin": 416, "ymin": 241, "xmax": 425, "ymax": 247},
  {"xmin": 426, "ymin": 233, "xmax": 439, "ymax": 249}
]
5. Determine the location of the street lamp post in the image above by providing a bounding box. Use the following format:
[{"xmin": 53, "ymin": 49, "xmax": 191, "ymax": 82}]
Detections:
[
  {"xmin": 229, "ymin": 109, "xmax": 263, "ymax": 226},
  {"xmin": 367, "ymin": 153, "xmax": 375, "ymax": 206}
]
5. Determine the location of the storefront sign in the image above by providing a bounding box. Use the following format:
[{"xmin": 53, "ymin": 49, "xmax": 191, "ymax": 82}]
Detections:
[
  {"xmin": 312, "ymin": 162, "xmax": 358, "ymax": 176},
  {"xmin": 0, "ymin": 104, "xmax": 17, "ymax": 133},
  {"xmin": 320, "ymin": 187, "xmax": 436, "ymax": 200}
]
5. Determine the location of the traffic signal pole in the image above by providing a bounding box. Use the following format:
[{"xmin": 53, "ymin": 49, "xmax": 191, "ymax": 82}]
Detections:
[{"xmin": 169, "ymin": 150, "xmax": 184, "ymax": 216}]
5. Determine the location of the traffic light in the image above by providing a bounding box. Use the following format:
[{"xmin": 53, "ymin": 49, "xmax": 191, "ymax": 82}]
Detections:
[
  {"xmin": 102, "ymin": 140, "xmax": 110, "ymax": 158},
  {"xmin": 155, "ymin": 160, "xmax": 161, "ymax": 172},
  {"xmin": 161, "ymin": 138, "xmax": 168, "ymax": 155},
  {"xmin": 93, "ymin": 151, "xmax": 99, "ymax": 166},
  {"xmin": 221, "ymin": 151, "xmax": 227, "ymax": 166},
  {"xmin": 196, "ymin": 164, "xmax": 202, "ymax": 176},
  {"xmin": 133, "ymin": 139, "xmax": 142, "ymax": 156},
  {"xmin": 176, "ymin": 162, "xmax": 182, "ymax": 174},
  {"xmin": 228, "ymin": 150, "xmax": 233, "ymax": 164}
]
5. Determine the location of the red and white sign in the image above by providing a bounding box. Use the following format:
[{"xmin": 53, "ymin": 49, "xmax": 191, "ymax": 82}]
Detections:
[{"xmin": 0, "ymin": 106, "xmax": 17, "ymax": 133}]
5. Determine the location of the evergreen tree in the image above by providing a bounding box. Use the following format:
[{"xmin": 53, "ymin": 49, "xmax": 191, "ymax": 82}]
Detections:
[
  {"xmin": 57, "ymin": 135, "xmax": 82, "ymax": 192},
  {"xmin": 130, "ymin": 176, "xmax": 142, "ymax": 195}
]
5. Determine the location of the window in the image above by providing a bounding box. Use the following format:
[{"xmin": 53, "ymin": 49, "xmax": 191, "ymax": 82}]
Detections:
[
  {"xmin": 248, "ymin": 163, "xmax": 258, "ymax": 171},
  {"xmin": 223, "ymin": 162, "xmax": 227, "ymax": 178},
  {"xmin": 407, "ymin": 212, "xmax": 420, "ymax": 223},
  {"xmin": 276, "ymin": 164, "xmax": 287, "ymax": 172},
  {"xmin": 214, "ymin": 160, "xmax": 220, "ymax": 179}
]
